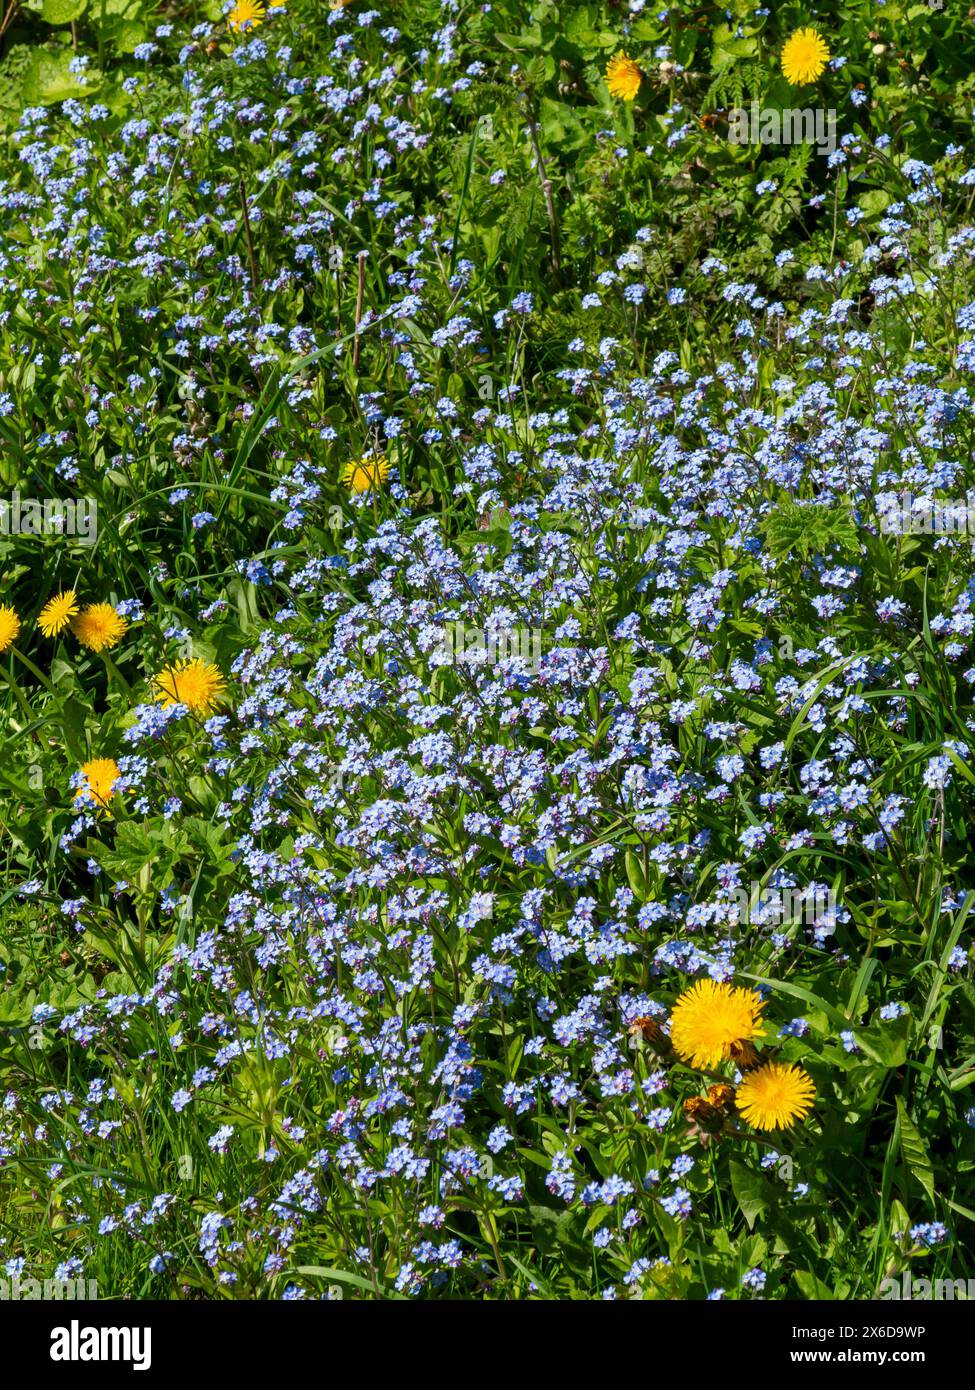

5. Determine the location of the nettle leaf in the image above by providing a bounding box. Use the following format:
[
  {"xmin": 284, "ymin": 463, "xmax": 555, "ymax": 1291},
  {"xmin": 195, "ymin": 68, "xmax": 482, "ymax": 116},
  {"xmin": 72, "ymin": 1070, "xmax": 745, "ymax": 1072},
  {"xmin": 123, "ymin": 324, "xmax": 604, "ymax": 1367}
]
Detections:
[{"xmin": 761, "ymin": 496, "xmax": 861, "ymax": 563}]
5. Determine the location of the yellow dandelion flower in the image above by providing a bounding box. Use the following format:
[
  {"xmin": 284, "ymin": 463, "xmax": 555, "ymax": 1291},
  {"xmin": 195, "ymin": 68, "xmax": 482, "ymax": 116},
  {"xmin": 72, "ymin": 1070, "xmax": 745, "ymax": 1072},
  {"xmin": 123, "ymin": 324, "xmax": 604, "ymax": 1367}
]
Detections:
[
  {"xmin": 71, "ymin": 603, "xmax": 128, "ymax": 654},
  {"xmin": 154, "ymin": 658, "xmax": 226, "ymax": 715},
  {"xmin": 0, "ymin": 603, "xmax": 20, "ymax": 653},
  {"xmin": 228, "ymin": 0, "xmax": 265, "ymax": 33},
  {"xmin": 38, "ymin": 590, "xmax": 79, "ymax": 638},
  {"xmin": 605, "ymin": 52, "xmax": 642, "ymax": 102},
  {"xmin": 735, "ymin": 1061, "xmax": 816, "ymax": 1130},
  {"xmin": 329, "ymin": 0, "xmax": 353, "ymax": 8},
  {"xmin": 75, "ymin": 758, "xmax": 121, "ymax": 810},
  {"xmin": 669, "ymin": 978, "xmax": 765, "ymax": 1069},
  {"xmin": 780, "ymin": 27, "xmax": 830, "ymax": 86},
  {"xmin": 342, "ymin": 455, "xmax": 391, "ymax": 493}
]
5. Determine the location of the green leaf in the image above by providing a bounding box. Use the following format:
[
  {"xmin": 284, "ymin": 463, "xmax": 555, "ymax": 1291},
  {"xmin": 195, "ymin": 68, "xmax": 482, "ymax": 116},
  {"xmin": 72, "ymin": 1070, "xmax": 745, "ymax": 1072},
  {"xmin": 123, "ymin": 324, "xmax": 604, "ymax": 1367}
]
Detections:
[
  {"xmin": 23, "ymin": 50, "xmax": 99, "ymax": 105},
  {"xmin": 729, "ymin": 1158, "xmax": 769, "ymax": 1230},
  {"xmin": 527, "ymin": 1203, "xmax": 581, "ymax": 1258},
  {"xmin": 25, "ymin": 0, "xmax": 88, "ymax": 22},
  {"xmin": 507, "ymin": 1252, "xmax": 559, "ymax": 1298},
  {"xmin": 794, "ymin": 1269, "xmax": 835, "ymax": 1298},
  {"xmin": 290, "ymin": 1265, "xmax": 406, "ymax": 1299},
  {"xmin": 88, "ymin": 0, "xmax": 146, "ymax": 51},
  {"xmin": 625, "ymin": 849, "xmax": 649, "ymax": 900},
  {"xmin": 855, "ymin": 1015, "xmax": 910, "ymax": 1069},
  {"xmin": 896, "ymin": 1096, "xmax": 935, "ymax": 1206},
  {"xmin": 741, "ymin": 972, "xmax": 848, "ymax": 1030},
  {"xmin": 761, "ymin": 497, "xmax": 860, "ymax": 564},
  {"xmin": 857, "ymin": 188, "xmax": 891, "ymax": 216}
]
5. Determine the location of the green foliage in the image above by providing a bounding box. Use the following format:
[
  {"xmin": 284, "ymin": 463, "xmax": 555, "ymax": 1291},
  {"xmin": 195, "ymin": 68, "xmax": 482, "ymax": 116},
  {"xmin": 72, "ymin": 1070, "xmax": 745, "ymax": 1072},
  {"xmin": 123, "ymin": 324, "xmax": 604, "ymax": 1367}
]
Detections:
[
  {"xmin": 0, "ymin": 0, "xmax": 972, "ymax": 1304},
  {"xmin": 762, "ymin": 499, "xmax": 862, "ymax": 565}
]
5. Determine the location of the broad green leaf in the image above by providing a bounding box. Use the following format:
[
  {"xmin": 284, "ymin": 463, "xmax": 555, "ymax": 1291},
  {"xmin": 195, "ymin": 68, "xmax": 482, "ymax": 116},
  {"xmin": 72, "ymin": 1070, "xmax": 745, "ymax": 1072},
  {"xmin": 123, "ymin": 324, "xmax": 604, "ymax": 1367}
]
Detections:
[
  {"xmin": 25, "ymin": 0, "xmax": 88, "ymax": 22},
  {"xmin": 729, "ymin": 1158, "xmax": 769, "ymax": 1230},
  {"xmin": 23, "ymin": 50, "xmax": 98, "ymax": 105}
]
